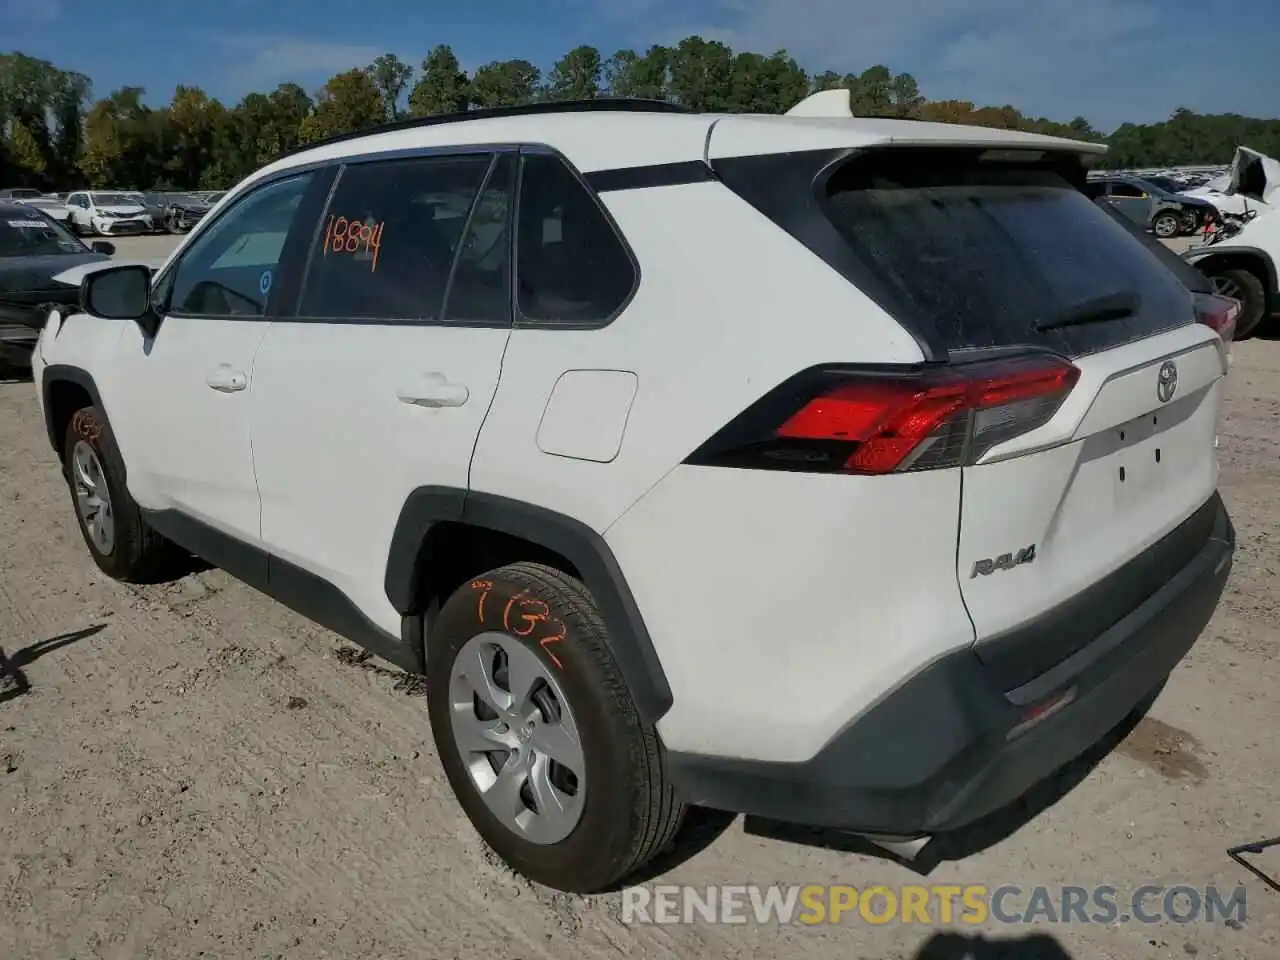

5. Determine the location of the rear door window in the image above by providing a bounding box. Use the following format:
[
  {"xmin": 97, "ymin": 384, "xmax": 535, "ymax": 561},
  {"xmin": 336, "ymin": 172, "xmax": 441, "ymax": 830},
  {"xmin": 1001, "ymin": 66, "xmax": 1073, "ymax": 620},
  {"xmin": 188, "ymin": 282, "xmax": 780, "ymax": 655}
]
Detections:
[
  {"xmin": 296, "ymin": 153, "xmax": 494, "ymax": 322},
  {"xmin": 818, "ymin": 150, "xmax": 1195, "ymax": 356}
]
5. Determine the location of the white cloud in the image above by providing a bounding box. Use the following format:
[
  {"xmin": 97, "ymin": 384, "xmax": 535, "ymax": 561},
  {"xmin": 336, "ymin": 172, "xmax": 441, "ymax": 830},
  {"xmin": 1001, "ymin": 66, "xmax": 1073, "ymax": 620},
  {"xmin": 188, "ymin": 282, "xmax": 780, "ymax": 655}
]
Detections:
[{"xmin": 200, "ymin": 32, "xmax": 388, "ymax": 96}]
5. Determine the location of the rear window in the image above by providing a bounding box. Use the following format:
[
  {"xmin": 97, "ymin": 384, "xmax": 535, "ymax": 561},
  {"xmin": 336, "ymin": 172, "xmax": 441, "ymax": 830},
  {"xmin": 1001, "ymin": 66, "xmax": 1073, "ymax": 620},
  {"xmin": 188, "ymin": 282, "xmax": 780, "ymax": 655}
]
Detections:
[{"xmin": 819, "ymin": 150, "xmax": 1195, "ymax": 356}]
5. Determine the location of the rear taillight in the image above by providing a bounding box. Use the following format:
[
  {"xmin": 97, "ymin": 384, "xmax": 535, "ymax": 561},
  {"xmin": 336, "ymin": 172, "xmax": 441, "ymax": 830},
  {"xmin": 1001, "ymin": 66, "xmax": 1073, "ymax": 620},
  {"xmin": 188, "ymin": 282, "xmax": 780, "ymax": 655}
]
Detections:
[
  {"xmin": 1193, "ymin": 291, "xmax": 1239, "ymax": 343},
  {"xmin": 685, "ymin": 355, "xmax": 1080, "ymax": 475}
]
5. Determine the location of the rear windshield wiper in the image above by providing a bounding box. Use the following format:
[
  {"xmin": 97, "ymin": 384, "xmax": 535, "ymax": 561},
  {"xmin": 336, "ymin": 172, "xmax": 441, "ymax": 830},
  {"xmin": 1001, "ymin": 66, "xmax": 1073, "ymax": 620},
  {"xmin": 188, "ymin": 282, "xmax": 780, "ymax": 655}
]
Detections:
[{"xmin": 1035, "ymin": 291, "xmax": 1140, "ymax": 332}]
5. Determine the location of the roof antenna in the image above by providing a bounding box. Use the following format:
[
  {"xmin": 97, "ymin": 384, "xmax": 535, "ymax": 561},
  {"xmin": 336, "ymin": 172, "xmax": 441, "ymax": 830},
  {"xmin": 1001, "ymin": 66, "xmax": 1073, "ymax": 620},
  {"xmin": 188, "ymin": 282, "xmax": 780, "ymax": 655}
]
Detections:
[{"xmin": 785, "ymin": 88, "xmax": 855, "ymax": 118}]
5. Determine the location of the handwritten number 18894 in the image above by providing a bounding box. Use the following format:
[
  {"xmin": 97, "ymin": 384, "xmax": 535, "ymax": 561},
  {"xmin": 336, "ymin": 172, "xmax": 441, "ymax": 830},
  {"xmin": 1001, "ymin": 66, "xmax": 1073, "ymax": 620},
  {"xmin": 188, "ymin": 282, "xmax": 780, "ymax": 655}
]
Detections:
[{"xmin": 321, "ymin": 215, "xmax": 384, "ymax": 273}]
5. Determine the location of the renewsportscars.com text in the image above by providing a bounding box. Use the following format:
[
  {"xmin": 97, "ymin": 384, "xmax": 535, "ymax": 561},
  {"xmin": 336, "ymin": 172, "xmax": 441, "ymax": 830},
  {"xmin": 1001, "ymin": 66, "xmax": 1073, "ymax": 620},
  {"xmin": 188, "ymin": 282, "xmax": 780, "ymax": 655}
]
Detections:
[{"xmin": 620, "ymin": 884, "xmax": 1247, "ymax": 926}]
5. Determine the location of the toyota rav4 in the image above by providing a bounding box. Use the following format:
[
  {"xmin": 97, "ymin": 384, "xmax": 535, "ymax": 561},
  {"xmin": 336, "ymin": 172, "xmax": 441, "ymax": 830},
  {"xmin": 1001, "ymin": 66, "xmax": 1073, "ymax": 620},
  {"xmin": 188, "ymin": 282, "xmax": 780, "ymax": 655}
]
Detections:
[{"xmin": 32, "ymin": 93, "xmax": 1237, "ymax": 893}]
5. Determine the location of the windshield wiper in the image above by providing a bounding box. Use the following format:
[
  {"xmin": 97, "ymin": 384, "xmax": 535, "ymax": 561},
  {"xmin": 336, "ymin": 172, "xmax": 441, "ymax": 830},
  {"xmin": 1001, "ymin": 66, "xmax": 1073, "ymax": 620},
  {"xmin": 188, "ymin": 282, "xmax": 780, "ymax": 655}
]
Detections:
[{"xmin": 1036, "ymin": 291, "xmax": 1140, "ymax": 332}]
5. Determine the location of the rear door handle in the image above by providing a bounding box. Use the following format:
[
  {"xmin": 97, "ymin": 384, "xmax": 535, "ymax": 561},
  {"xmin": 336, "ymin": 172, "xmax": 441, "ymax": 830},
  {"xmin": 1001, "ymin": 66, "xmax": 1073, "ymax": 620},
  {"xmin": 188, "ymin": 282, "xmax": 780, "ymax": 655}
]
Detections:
[
  {"xmin": 206, "ymin": 365, "xmax": 248, "ymax": 393},
  {"xmin": 396, "ymin": 372, "xmax": 470, "ymax": 408}
]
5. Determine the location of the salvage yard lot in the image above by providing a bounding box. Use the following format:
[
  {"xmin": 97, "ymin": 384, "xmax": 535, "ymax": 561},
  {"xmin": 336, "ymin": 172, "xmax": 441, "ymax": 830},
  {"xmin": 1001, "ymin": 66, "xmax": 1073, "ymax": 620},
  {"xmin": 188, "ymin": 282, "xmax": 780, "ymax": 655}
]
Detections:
[{"xmin": 2, "ymin": 236, "xmax": 1279, "ymax": 960}]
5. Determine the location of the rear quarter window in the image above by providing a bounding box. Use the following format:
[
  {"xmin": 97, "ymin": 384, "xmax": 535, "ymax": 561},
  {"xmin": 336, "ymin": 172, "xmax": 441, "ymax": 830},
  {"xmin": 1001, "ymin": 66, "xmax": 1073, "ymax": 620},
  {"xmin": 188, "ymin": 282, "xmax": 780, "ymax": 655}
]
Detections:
[{"xmin": 819, "ymin": 150, "xmax": 1195, "ymax": 356}]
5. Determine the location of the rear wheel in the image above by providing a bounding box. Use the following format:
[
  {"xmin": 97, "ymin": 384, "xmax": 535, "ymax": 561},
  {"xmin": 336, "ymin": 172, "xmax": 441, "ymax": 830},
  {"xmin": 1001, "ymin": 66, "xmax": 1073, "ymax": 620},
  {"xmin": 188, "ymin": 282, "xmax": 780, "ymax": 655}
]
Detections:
[
  {"xmin": 1152, "ymin": 211, "xmax": 1181, "ymax": 238},
  {"xmin": 427, "ymin": 561, "xmax": 684, "ymax": 892},
  {"xmin": 1210, "ymin": 268, "xmax": 1267, "ymax": 339}
]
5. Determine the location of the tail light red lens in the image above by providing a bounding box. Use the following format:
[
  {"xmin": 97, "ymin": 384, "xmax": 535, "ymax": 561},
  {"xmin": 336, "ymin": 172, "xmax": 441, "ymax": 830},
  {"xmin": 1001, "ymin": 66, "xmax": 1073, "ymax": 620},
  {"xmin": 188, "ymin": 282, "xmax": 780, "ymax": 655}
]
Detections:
[
  {"xmin": 685, "ymin": 355, "xmax": 1081, "ymax": 475},
  {"xmin": 1193, "ymin": 291, "xmax": 1239, "ymax": 344}
]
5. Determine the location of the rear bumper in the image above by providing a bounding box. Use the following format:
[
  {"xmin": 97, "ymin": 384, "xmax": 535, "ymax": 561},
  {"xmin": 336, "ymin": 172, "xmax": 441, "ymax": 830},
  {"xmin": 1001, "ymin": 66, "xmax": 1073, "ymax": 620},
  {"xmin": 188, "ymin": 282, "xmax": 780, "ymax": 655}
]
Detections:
[{"xmin": 665, "ymin": 493, "xmax": 1233, "ymax": 835}]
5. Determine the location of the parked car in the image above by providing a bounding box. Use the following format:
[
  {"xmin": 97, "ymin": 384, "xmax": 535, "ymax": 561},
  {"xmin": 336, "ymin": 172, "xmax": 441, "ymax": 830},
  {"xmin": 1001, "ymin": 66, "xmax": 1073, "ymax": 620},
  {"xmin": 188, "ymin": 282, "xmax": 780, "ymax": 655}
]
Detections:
[
  {"xmin": 0, "ymin": 187, "xmax": 74, "ymax": 224},
  {"xmin": 1184, "ymin": 200, "xmax": 1280, "ymax": 339},
  {"xmin": 33, "ymin": 93, "xmax": 1236, "ymax": 894},
  {"xmin": 0, "ymin": 204, "xmax": 113, "ymax": 373},
  {"xmin": 162, "ymin": 192, "xmax": 216, "ymax": 232},
  {"xmin": 1083, "ymin": 176, "xmax": 1217, "ymax": 237},
  {"xmin": 124, "ymin": 192, "xmax": 171, "ymax": 232},
  {"xmin": 64, "ymin": 190, "xmax": 154, "ymax": 236}
]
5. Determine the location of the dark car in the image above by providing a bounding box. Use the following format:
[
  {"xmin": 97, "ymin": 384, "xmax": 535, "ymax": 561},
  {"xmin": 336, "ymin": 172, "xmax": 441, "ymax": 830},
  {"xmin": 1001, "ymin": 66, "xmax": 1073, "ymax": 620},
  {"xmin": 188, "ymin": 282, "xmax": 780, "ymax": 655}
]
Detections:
[
  {"xmin": 0, "ymin": 204, "xmax": 114, "ymax": 372},
  {"xmin": 1083, "ymin": 176, "xmax": 1217, "ymax": 237},
  {"xmin": 130, "ymin": 192, "xmax": 171, "ymax": 232},
  {"xmin": 162, "ymin": 192, "xmax": 215, "ymax": 232}
]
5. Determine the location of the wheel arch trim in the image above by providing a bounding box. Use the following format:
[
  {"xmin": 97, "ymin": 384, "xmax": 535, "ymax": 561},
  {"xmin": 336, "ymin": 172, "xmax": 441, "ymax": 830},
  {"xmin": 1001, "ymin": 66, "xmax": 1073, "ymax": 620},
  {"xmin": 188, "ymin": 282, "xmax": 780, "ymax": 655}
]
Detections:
[
  {"xmin": 41, "ymin": 365, "xmax": 122, "ymax": 472},
  {"xmin": 1183, "ymin": 245, "xmax": 1279, "ymax": 297},
  {"xmin": 385, "ymin": 486, "xmax": 675, "ymax": 724}
]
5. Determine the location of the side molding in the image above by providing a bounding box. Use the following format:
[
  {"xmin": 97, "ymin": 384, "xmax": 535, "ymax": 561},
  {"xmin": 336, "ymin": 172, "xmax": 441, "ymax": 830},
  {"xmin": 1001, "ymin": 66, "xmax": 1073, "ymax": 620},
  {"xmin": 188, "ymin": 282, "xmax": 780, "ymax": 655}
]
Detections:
[
  {"xmin": 385, "ymin": 487, "xmax": 675, "ymax": 723},
  {"xmin": 144, "ymin": 508, "xmax": 424, "ymax": 675}
]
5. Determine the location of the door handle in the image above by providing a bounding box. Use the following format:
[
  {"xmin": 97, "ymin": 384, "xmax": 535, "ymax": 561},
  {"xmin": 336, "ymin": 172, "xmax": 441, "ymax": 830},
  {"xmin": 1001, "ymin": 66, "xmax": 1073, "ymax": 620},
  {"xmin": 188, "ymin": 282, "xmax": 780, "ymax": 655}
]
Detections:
[
  {"xmin": 206, "ymin": 365, "xmax": 248, "ymax": 393},
  {"xmin": 396, "ymin": 372, "xmax": 470, "ymax": 408}
]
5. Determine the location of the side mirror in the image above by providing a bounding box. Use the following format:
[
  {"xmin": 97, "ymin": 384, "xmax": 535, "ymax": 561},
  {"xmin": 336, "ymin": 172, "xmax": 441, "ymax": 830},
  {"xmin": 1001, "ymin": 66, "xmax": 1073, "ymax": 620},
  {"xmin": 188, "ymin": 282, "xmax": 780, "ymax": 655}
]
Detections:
[
  {"xmin": 90, "ymin": 240, "xmax": 116, "ymax": 255},
  {"xmin": 80, "ymin": 264, "xmax": 160, "ymax": 338}
]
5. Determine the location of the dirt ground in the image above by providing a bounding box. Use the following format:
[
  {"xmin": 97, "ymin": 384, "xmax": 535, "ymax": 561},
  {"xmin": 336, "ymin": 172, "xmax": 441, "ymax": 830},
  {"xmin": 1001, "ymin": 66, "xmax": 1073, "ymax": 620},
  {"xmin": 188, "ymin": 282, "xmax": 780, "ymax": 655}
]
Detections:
[{"xmin": 2, "ymin": 237, "xmax": 1278, "ymax": 959}]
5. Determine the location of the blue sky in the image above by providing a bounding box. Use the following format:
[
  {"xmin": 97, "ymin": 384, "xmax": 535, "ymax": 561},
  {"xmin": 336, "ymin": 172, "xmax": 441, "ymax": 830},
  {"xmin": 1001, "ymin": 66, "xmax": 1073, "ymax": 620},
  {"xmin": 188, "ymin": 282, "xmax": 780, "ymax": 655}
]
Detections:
[{"xmin": 4, "ymin": 0, "xmax": 1278, "ymax": 132}]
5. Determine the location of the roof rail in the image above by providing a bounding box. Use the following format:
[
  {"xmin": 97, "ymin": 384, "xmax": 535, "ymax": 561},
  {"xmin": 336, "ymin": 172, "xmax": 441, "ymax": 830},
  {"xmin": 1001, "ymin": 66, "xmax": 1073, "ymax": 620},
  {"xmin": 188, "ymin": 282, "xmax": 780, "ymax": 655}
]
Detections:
[{"xmin": 281, "ymin": 98, "xmax": 690, "ymax": 158}]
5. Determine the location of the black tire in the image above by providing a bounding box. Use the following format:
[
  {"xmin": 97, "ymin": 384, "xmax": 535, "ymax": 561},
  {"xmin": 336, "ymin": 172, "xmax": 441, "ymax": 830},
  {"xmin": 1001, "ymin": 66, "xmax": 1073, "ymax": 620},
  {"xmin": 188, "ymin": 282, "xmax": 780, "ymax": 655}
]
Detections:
[
  {"xmin": 427, "ymin": 561, "xmax": 684, "ymax": 892},
  {"xmin": 1210, "ymin": 267, "xmax": 1267, "ymax": 339},
  {"xmin": 61, "ymin": 405, "xmax": 181, "ymax": 582}
]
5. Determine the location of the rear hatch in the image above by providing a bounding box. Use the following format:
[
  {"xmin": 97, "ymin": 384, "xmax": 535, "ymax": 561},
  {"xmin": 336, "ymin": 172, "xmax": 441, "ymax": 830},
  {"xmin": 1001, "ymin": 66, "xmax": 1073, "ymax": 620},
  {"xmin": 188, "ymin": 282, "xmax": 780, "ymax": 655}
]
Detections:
[{"xmin": 708, "ymin": 125, "xmax": 1229, "ymax": 689}]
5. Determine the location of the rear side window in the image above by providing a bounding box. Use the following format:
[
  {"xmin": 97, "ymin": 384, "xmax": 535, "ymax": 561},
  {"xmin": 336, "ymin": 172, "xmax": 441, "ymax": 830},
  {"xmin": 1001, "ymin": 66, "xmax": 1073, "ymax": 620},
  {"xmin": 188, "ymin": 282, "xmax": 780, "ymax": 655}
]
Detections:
[
  {"xmin": 515, "ymin": 153, "xmax": 635, "ymax": 326},
  {"xmin": 818, "ymin": 150, "xmax": 1195, "ymax": 356},
  {"xmin": 297, "ymin": 153, "xmax": 493, "ymax": 322}
]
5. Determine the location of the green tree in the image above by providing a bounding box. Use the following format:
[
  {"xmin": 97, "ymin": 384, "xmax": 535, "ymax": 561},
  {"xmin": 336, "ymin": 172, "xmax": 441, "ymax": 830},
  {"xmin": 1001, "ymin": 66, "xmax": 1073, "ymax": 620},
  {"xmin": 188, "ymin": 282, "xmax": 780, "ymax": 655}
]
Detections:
[
  {"xmin": 889, "ymin": 72, "xmax": 924, "ymax": 118},
  {"xmin": 604, "ymin": 46, "xmax": 669, "ymax": 99},
  {"xmin": 546, "ymin": 45, "xmax": 602, "ymax": 101},
  {"xmin": 367, "ymin": 53, "xmax": 413, "ymax": 120},
  {"xmin": 9, "ymin": 118, "xmax": 44, "ymax": 172},
  {"xmin": 667, "ymin": 37, "xmax": 733, "ymax": 111},
  {"xmin": 164, "ymin": 85, "xmax": 227, "ymax": 186},
  {"xmin": 468, "ymin": 59, "xmax": 540, "ymax": 108},
  {"xmin": 8, "ymin": 40, "xmax": 1280, "ymax": 186},
  {"xmin": 852, "ymin": 65, "xmax": 892, "ymax": 115},
  {"xmin": 298, "ymin": 68, "xmax": 386, "ymax": 143},
  {"xmin": 727, "ymin": 50, "xmax": 808, "ymax": 113},
  {"xmin": 407, "ymin": 45, "xmax": 469, "ymax": 116}
]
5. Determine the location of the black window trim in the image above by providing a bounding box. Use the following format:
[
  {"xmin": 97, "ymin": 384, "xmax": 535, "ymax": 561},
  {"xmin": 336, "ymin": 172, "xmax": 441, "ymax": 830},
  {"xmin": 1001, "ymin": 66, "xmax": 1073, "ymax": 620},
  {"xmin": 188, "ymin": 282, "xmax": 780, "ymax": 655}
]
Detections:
[{"xmin": 511, "ymin": 144, "xmax": 641, "ymax": 331}]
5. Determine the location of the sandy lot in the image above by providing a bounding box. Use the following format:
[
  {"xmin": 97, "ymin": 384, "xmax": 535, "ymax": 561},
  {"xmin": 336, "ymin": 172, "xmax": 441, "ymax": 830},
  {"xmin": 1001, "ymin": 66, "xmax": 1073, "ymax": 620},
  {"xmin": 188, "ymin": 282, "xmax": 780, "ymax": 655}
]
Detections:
[{"xmin": 2, "ymin": 237, "xmax": 1278, "ymax": 960}]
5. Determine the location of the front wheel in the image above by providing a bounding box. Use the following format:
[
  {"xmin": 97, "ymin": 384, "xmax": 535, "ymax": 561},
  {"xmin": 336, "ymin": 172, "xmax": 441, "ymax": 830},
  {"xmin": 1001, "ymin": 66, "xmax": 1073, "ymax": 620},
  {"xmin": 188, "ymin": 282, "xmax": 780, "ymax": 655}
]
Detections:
[
  {"xmin": 427, "ymin": 561, "xmax": 684, "ymax": 893},
  {"xmin": 61, "ymin": 405, "xmax": 181, "ymax": 582},
  {"xmin": 1210, "ymin": 268, "xmax": 1267, "ymax": 339}
]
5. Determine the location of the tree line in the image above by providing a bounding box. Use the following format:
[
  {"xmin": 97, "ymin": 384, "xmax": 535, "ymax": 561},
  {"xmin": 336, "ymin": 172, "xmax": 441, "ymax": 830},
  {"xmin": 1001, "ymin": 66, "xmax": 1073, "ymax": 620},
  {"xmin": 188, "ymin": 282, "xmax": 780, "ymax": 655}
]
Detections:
[{"xmin": 2, "ymin": 42, "xmax": 1278, "ymax": 192}]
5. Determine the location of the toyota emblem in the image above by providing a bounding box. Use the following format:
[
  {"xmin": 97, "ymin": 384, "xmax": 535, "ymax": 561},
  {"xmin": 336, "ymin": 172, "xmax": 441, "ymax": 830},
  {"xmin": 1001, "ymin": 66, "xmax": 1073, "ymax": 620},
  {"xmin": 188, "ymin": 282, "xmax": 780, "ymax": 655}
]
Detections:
[{"xmin": 1157, "ymin": 360, "xmax": 1178, "ymax": 403}]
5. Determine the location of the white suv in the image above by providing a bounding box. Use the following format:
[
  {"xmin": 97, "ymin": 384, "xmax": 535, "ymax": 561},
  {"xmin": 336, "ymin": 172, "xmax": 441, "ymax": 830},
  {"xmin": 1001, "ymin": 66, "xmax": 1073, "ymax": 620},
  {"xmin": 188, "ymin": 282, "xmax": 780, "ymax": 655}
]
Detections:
[{"xmin": 32, "ymin": 95, "xmax": 1237, "ymax": 893}]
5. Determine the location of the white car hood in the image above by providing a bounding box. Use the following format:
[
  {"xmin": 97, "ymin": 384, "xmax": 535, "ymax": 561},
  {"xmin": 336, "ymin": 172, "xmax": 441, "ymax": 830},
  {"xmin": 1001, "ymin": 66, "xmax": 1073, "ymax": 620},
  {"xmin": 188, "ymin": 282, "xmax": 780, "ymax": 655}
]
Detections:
[{"xmin": 1183, "ymin": 148, "xmax": 1278, "ymax": 216}]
